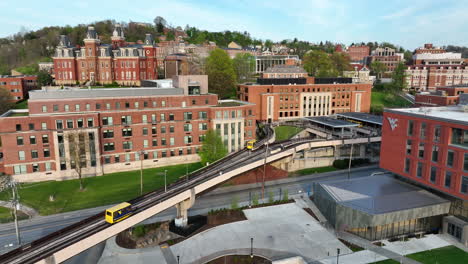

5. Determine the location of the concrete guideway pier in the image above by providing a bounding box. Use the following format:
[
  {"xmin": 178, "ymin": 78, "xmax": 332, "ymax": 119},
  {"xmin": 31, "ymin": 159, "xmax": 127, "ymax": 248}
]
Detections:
[{"xmin": 174, "ymin": 188, "xmax": 196, "ymax": 228}]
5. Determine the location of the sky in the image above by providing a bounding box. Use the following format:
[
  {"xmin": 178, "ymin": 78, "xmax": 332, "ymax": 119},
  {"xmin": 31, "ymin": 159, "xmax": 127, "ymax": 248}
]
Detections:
[{"xmin": 1, "ymin": 0, "xmax": 467, "ymax": 50}]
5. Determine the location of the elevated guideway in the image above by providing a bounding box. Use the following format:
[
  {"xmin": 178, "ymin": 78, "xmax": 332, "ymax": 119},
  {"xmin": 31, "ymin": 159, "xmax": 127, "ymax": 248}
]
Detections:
[{"xmin": 1, "ymin": 125, "xmax": 380, "ymax": 263}]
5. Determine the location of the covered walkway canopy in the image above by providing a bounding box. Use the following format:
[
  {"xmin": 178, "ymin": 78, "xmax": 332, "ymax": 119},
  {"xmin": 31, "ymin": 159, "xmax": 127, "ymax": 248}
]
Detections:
[{"xmin": 303, "ymin": 116, "xmax": 358, "ymax": 138}]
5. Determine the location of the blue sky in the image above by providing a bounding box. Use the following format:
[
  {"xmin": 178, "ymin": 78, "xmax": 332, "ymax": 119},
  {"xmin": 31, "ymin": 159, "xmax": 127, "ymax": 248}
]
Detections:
[{"xmin": 1, "ymin": 0, "xmax": 467, "ymax": 50}]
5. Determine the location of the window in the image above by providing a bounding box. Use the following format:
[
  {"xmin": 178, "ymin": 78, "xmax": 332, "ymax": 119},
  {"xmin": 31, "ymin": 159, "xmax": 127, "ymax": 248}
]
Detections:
[
  {"xmin": 103, "ymin": 143, "xmax": 115, "ymax": 151},
  {"xmin": 28, "ymin": 123, "xmax": 34, "ymax": 130},
  {"xmin": 416, "ymin": 162, "xmax": 423, "ymax": 178},
  {"xmin": 115, "ymin": 155, "xmax": 120, "ymax": 163},
  {"xmin": 41, "ymin": 122, "xmax": 47, "ymax": 130},
  {"xmin": 169, "ymin": 113, "xmax": 174, "ymax": 121},
  {"xmin": 66, "ymin": 119, "xmax": 74, "ymax": 129},
  {"xmin": 184, "ymin": 136, "xmax": 192, "ymax": 144},
  {"xmin": 45, "ymin": 162, "xmax": 51, "ymax": 171},
  {"xmin": 170, "ymin": 137, "xmax": 175, "ymax": 146},
  {"xmin": 161, "ymin": 126, "xmax": 166, "ymax": 133},
  {"xmin": 143, "ymin": 101, "xmax": 148, "ymax": 108},
  {"xmin": 77, "ymin": 119, "xmax": 84, "ymax": 128},
  {"xmin": 162, "ymin": 150, "xmax": 167, "ymax": 157},
  {"xmin": 161, "ymin": 138, "xmax": 166, "ymax": 146},
  {"xmin": 115, "ymin": 102, "xmax": 120, "ymax": 109},
  {"xmin": 122, "ymin": 128, "xmax": 132, "ymax": 137},
  {"xmin": 125, "ymin": 102, "xmax": 130, "ymax": 108},
  {"xmin": 160, "ymin": 113, "xmax": 166, "ymax": 121},
  {"xmin": 170, "ymin": 149, "xmax": 175, "ymax": 156},
  {"xmin": 451, "ymin": 128, "xmax": 468, "ymax": 147},
  {"xmin": 134, "ymin": 102, "xmax": 139, "ymax": 108},
  {"xmin": 102, "ymin": 117, "xmax": 113, "ymax": 126},
  {"xmin": 183, "ymin": 112, "xmax": 192, "ymax": 121},
  {"xmin": 17, "ymin": 136, "xmax": 24, "ymax": 145},
  {"xmin": 42, "ymin": 105, "xmax": 47, "ymax": 113},
  {"xmin": 432, "ymin": 146, "xmax": 439, "ymax": 162},
  {"xmin": 199, "ymin": 111, "xmax": 207, "ymax": 119},
  {"xmin": 152, "ymin": 126, "xmax": 157, "ymax": 135},
  {"xmin": 184, "ymin": 124, "xmax": 192, "ymax": 132},
  {"xmin": 161, "ymin": 100, "xmax": 166, "ymax": 107},
  {"xmin": 18, "ymin": 151, "xmax": 25, "ymax": 161},
  {"xmin": 430, "ymin": 167, "xmax": 437, "ymax": 183},
  {"xmin": 42, "ymin": 135, "xmax": 49, "ymax": 144},
  {"xmin": 142, "ymin": 127, "xmax": 148, "ymax": 135},
  {"xmin": 30, "ymin": 136, "xmax": 36, "ymax": 144},
  {"xmin": 152, "ymin": 139, "xmax": 158, "ymax": 147},
  {"xmin": 420, "ymin": 123, "xmax": 426, "ymax": 139},
  {"xmin": 75, "ymin": 104, "xmax": 81, "ymax": 111},
  {"xmin": 182, "ymin": 101, "xmax": 186, "ymax": 107},
  {"xmin": 56, "ymin": 120, "xmax": 63, "ymax": 129},
  {"xmin": 143, "ymin": 139, "xmax": 149, "ymax": 148},
  {"xmin": 43, "ymin": 148, "xmax": 50, "ymax": 157},
  {"xmin": 406, "ymin": 140, "xmax": 412, "ymax": 155},
  {"xmin": 465, "ymin": 153, "xmax": 468, "ymax": 171},
  {"xmin": 121, "ymin": 115, "xmax": 131, "ymax": 125},
  {"xmin": 87, "ymin": 118, "xmax": 94, "ymax": 127},
  {"xmin": 434, "ymin": 125, "xmax": 441, "ymax": 142},
  {"xmin": 170, "ymin": 126, "xmax": 175, "ymax": 133},
  {"xmin": 13, "ymin": 165, "xmax": 27, "ymax": 175},
  {"xmin": 199, "ymin": 134, "xmax": 206, "ymax": 142},
  {"xmin": 53, "ymin": 105, "xmax": 58, "ymax": 112},
  {"xmin": 142, "ymin": 115, "xmax": 148, "ymax": 124},
  {"xmin": 95, "ymin": 103, "xmax": 101, "ymax": 110},
  {"xmin": 103, "ymin": 130, "xmax": 114, "ymax": 138},
  {"xmin": 123, "ymin": 141, "xmax": 133, "ymax": 150},
  {"xmin": 64, "ymin": 104, "xmax": 69, "ymax": 111},
  {"xmin": 418, "ymin": 143, "xmax": 425, "ymax": 158},
  {"xmin": 461, "ymin": 176, "xmax": 468, "ymax": 194},
  {"xmin": 104, "ymin": 156, "xmax": 111, "ymax": 164},
  {"xmin": 125, "ymin": 153, "xmax": 131, "ymax": 162},
  {"xmin": 445, "ymin": 171, "xmax": 452, "ymax": 188},
  {"xmin": 408, "ymin": 120, "xmax": 414, "ymax": 136},
  {"xmin": 199, "ymin": 123, "xmax": 208, "ymax": 131},
  {"xmin": 16, "ymin": 124, "xmax": 21, "ymax": 131}
]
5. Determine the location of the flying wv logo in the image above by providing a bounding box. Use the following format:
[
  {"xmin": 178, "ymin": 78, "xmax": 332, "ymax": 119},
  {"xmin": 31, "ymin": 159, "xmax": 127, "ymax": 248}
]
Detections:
[{"xmin": 387, "ymin": 117, "xmax": 398, "ymax": 131}]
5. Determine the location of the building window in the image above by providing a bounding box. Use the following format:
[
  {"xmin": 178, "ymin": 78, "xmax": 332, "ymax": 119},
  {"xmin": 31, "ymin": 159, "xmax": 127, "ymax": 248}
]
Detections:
[
  {"xmin": 86, "ymin": 104, "xmax": 90, "ymax": 110},
  {"xmin": 103, "ymin": 142, "xmax": 115, "ymax": 151},
  {"xmin": 64, "ymin": 104, "xmax": 69, "ymax": 111},
  {"xmin": 45, "ymin": 162, "xmax": 51, "ymax": 171},
  {"xmin": 416, "ymin": 162, "xmax": 423, "ymax": 178},
  {"xmin": 199, "ymin": 123, "xmax": 208, "ymax": 131},
  {"xmin": 161, "ymin": 126, "xmax": 166, "ymax": 133},
  {"xmin": 170, "ymin": 126, "xmax": 175, "ymax": 133},
  {"xmin": 161, "ymin": 150, "xmax": 167, "ymax": 157},
  {"xmin": 53, "ymin": 105, "xmax": 58, "ymax": 112},
  {"xmin": 408, "ymin": 120, "xmax": 414, "ymax": 136},
  {"xmin": 445, "ymin": 171, "xmax": 452, "ymax": 188},
  {"xmin": 96, "ymin": 103, "xmax": 101, "ymax": 110},
  {"xmin": 103, "ymin": 130, "xmax": 114, "ymax": 138},
  {"xmin": 142, "ymin": 115, "xmax": 148, "ymax": 124},
  {"xmin": 66, "ymin": 119, "xmax": 74, "ymax": 129},
  {"xmin": 152, "ymin": 126, "xmax": 157, "ymax": 135},
  {"xmin": 183, "ymin": 112, "xmax": 192, "ymax": 121},
  {"xmin": 41, "ymin": 123, "xmax": 47, "ymax": 130},
  {"xmin": 169, "ymin": 113, "xmax": 174, "ymax": 121},
  {"xmin": 406, "ymin": 140, "xmax": 412, "ymax": 155},
  {"xmin": 170, "ymin": 149, "xmax": 175, "ymax": 156},
  {"xmin": 184, "ymin": 136, "xmax": 192, "ymax": 144},
  {"xmin": 102, "ymin": 117, "xmax": 113, "ymax": 126},
  {"xmin": 17, "ymin": 136, "xmax": 24, "ymax": 146},
  {"xmin": 152, "ymin": 139, "xmax": 158, "ymax": 147},
  {"xmin": 420, "ymin": 123, "xmax": 426, "ymax": 139},
  {"xmin": 43, "ymin": 148, "xmax": 50, "ymax": 157},
  {"xmin": 42, "ymin": 135, "xmax": 49, "ymax": 144},
  {"xmin": 160, "ymin": 113, "xmax": 166, "ymax": 122},
  {"xmin": 170, "ymin": 137, "xmax": 175, "ymax": 146},
  {"xmin": 87, "ymin": 118, "xmax": 94, "ymax": 127},
  {"xmin": 461, "ymin": 176, "xmax": 468, "ymax": 194},
  {"xmin": 115, "ymin": 155, "xmax": 120, "ymax": 163},
  {"xmin": 42, "ymin": 105, "xmax": 47, "ymax": 113},
  {"xmin": 418, "ymin": 143, "xmax": 424, "ymax": 158},
  {"xmin": 30, "ymin": 136, "xmax": 36, "ymax": 144},
  {"xmin": 75, "ymin": 104, "xmax": 80, "ymax": 111},
  {"xmin": 142, "ymin": 127, "xmax": 148, "ymax": 136},
  {"xmin": 143, "ymin": 139, "xmax": 149, "ymax": 148},
  {"xmin": 56, "ymin": 120, "xmax": 63, "ymax": 129},
  {"xmin": 451, "ymin": 128, "xmax": 468, "ymax": 147},
  {"xmin": 16, "ymin": 124, "xmax": 21, "ymax": 131},
  {"xmin": 199, "ymin": 134, "xmax": 206, "ymax": 142},
  {"xmin": 199, "ymin": 111, "xmax": 207, "ymax": 119},
  {"xmin": 161, "ymin": 138, "xmax": 166, "ymax": 146},
  {"xmin": 13, "ymin": 165, "xmax": 27, "ymax": 175},
  {"xmin": 18, "ymin": 151, "xmax": 25, "ymax": 161},
  {"xmin": 464, "ymin": 153, "xmax": 468, "ymax": 171},
  {"xmin": 432, "ymin": 146, "xmax": 439, "ymax": 162},
  {"xmin": 430, "ymin": 166, "xmax": 437, "ymax": 183},
  {"xmin": 104, "ymin": 156, "xmax": 111, "ymax": 164},
  {"xmin": 123, "ymin": 141, "xmax": 133, "ymax": 150},
  {"xmin": 125, "ymin": 153, "xmax": 131, "ymax": 162},
  {"xmin": 77, "ymin": 119, "xmax": 84, "ymax": 128},
  {"xmin": 28, "ymin": 123, "xmax": 34, "ymax": 130},
  {"xmin": 184, "ymin": 124, "xmax": 193, "ymax": 132},
  {"xmin": 122, "ymin": 128, "xmax": 132, "ymax": 137}
]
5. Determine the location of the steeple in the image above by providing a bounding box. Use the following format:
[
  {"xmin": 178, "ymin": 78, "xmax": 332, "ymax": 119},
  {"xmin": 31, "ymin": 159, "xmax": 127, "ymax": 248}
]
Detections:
[
  {"xmin": 58, "ymin": 35, "xmax": 71, "ymax": 47},
  {"xmin": 111, "ymin": 24, "xmax": 125, "ymax": 48},
  {"xmin": 85, "ymin": 26, "xmax": 98, "ymax": 40},
  {"xmin": 144, "ymin": 34, "xmax": 154, "ymax": 46}
]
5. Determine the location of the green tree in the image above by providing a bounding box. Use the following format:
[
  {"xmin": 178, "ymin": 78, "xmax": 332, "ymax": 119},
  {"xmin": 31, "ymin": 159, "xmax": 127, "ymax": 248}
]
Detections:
[
  {"xmin": 303, "ymin": 50, "xmax": 337, "ymax": 77},
  {"xmin": 199, "ymin": 130, "xmax": 227, "ymax": 165},
  {"xmin": 390, "ymin": 62, "xmax": 408, "ymax": 91},
  {"xmin": 205, "ymin": 48, "xmax": 237, "ymax": 98},
  {"xmin": 330, "ymin": 52, "xmax": 352, "ymax": 75},
  {"xmin": 37, "ymin": 70, "xmax": 53, "ymax": 87},
  {"xmin": 232, "ymin": 53, "xmax": 255, "ymax": 83},
  {"xmin": 231, "ymin": 196, "xmax": 239, "ymax": 210},
  {"xmin": 0, "ymin": 88, "xmax": 13, "ymax": 114},
  {"xmin": 252, "ymin": 193, "xmax": 259, "ymax": 206},
  {"xmin": 282, "ymin": 189, "xmax": 289, "ymax": 201},
  {"xmin": 370, "ymin": 61, "xmax": 387, "ymax": 79}
]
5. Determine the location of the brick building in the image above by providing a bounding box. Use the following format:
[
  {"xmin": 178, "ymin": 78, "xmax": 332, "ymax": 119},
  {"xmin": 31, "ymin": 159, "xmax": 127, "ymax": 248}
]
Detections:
[
  {"xmin": 238, "ymin": 65, "xmax": 371, "ymax": 122},
  {"xmin": 415, "ymin": 43, "xmax": 447, "ymax": 55},
  {"xmin": 366, "ymin": 47, "xmax": 404, "ymax": 72},
  {"xmin": 0, "ymin": 75, "xmax": 38, "ymax": 102},
  {"xmin": 380, "ymin": 103, "xmax": 468, "ymax": 243},
  {"xmin": 415, "ymin": 85, "xmax": 468, "ymax": 106},
  {"xmin": 0, "ymin": 75, "xmax": 255, "ymax": 182},
  {"xmin": 53, "ymin": 25, "xmax": 158, "ymax": 86},
  {"xmin": 346, "ymin": 45, "xmax": 370, "ymax": 63}
]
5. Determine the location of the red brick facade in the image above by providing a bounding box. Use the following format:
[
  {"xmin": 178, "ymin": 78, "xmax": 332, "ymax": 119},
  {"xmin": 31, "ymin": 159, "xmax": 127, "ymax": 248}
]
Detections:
[
  {"xmin": 347, "ymin": 45, "xmax": 370, "ymax": 63},
  {"xmin": 53, "ymin": 26, "xmax": 158, "ymax": 86},
  {"xmin": 406, "ymin": 65, "xmax": 468, "ymax": 91},
  {"xmin": 415, "ymin": 86, "xmax": 468, "ymax": 106},
  {"xmin": 0, "ymin": 75, "xmax": 37, "ymax": 102},
  {"xmin": 380, "ymin": 108, "xmax": 468, "ymax": 201}
]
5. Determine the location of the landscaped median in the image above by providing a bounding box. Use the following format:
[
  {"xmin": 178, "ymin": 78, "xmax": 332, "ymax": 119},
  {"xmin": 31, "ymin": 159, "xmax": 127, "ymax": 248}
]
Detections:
[
  {"xmin": 371, "ymin": 245, "xmax": 468, "ymax": 264},
  {"xmin": 274, "ymin": 125, "xmax": 303, "ymax": 141},
  {"xmin": 0, "ymin": 162, "xmax": 203, "ymax": 216}
]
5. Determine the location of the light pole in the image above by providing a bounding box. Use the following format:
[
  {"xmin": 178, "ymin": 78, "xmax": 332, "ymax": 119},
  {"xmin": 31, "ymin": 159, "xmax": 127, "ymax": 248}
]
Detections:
[
  {"xmin": 177, "ymin": 255, "xmax": 180, "ymax": 264},
  {"xmin": 262, "ymin": 143, "xmax": 268, "ymax": 199},
  {"xmin": 347, "ymin": 144, "xmax": 353, "ymax": 180},
  {"xmin": 164, "ymin": 169, "xmax": 167, "ymax": 192},
  {"xmin": 138, "ymin": 150, "xmax": 146, "ymax": 195},
  {"xmin": 336, "ymin": 248, "xmax": 340, "ymax": 264},
  {"xmin": 11, "ymin": 181, "xmax": 21, "ymax": 245},
  {"xmin": 250, "ymin": 237, "xmax": 254, "ymax": 258}
]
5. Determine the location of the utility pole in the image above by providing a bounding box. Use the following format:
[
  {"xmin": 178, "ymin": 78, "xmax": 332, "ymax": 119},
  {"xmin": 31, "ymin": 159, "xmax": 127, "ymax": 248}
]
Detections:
[
  {"xmin": 11, "ymin": 181, "xmax": 21, "ymax": 245},
  {"xmin": 164, "ymin": 170, "xmax": 167, "ymax": 192},
  {"xmin": 347, "ymin": 144, "xmax": 354, "ymax": 180},
  {"xmin": 138, "ymin": 150, "xmax": 145, "ymax": 195},
  {"xmin": 262, "ymin": 143, "xmax": 268, "ymax": 199}
]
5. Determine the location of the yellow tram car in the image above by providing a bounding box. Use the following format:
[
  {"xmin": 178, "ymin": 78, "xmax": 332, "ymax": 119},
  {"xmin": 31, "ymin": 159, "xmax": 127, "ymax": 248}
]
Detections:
[
  {"xmin": 105, "ymin": 202, "xmax": 133, "ymax": 224},
  {"xmin": 246, "ymin": 139, "xmax": 256, "ymax": 150}
]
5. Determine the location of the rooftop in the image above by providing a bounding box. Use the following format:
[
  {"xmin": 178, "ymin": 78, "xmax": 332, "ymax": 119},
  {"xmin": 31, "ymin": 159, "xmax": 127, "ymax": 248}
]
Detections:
[
  {"xmin": 320, "ymin": 176, "xmax": 449, "ymax": 215},
  {"xmin": 29, "ymin": 86, "xmax": 184, "ymax": 100},
  {"xmin": 215, "ymin": 99, "xmax": 253, "ymax": 107},
  {"xmin": 264, "ymin": 65, "xmax": 307, "ymax": 74},
  {"xmin": 386, "ymin": 106, "xmax": 468, "ymax": 126},
  {"xmin": 336, "ymin": 112, "xmax": 383, "ymax": 126},
  {"xmin": 304, "ymin": 116, "xmax": 358, "ymax": 128}
]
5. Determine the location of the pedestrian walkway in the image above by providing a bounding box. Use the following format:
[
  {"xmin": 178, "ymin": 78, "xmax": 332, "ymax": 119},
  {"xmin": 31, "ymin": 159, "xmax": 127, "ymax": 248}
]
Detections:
[
  {"xmin": 0, "ymin": 200, "xmax": 39, "ymax": 217},
  {"xmin": 438, "ymin": 233, "xmax": 468, "ymax": 252},
  {"xmin": 294, "ymin": 197, "xmax": 328, "ymax": 224},
  {"xmin": 336, "ymin": 232, "xmax": 421, "ymax": 264},
  {"xmin": 160, "ymin": 243, "xmax": 178, "ymax": 264}
]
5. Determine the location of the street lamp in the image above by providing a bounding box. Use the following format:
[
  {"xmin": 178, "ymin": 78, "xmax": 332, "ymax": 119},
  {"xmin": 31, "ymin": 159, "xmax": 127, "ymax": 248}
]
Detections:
[
  {"xmin": 177, "ymin": 255, "xmax": 180, "ymax": 264},
  {"xmin": 336, "ymin": 248, "xmax": 340, "ymax": 264},
  {"xmin": 164, "ymin": 170, "xmax": 167, "ymax": 192},
  {"xmin": 250, "ymin": 237, "xmax": 254, "ymax": 258},
  {"xmin": 137, "ymin": 150, "xmax": 147, "ymax": 195}
]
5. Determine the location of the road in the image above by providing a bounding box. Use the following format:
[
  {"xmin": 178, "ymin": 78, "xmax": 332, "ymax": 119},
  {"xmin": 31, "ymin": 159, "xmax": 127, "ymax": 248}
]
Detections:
[{"xmin": 0, "ymin": 165, "xmax": 387, "ymax": 261}]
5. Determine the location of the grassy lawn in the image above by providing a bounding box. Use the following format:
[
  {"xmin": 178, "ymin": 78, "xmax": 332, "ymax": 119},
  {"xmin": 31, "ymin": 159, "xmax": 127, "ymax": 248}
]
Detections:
[
  {"xmin": 13, "ymin": 100, "xmax": 28, "ymax": 109},
  {"xmin": 0, "ymin": 206, "xmax": 29, "ymax": 223},
  {"xmin": 0, "ymin": 162, "xmax": 203, "ymax": 215},
  {"xmin": 371, "ymin": 246, "xmax": 468, "ymax": 264},
  {"xmin": 289, "ymin": 166, "xmax": 337, "ymax": 177},
  {"xmin": 274, "ymin": 125, "xmax": 303, "ymax": 141},
  {"xmin": 371, "ymin": 92, "xmax": 411, "ymax": 114}
]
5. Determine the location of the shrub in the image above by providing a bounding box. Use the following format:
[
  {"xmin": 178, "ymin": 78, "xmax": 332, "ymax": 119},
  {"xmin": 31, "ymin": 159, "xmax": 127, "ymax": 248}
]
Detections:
[
  {"xmin": 231, "ymin": 196, "xmax": 239, "ymax": 210},
  {"xmin": 252, "ymin": 193, "xmax": 259, "ymax": 206},
  {"xmin": 133, "ymin": 225, "xmax": 146, "ymax": 238},
  {"xmin": 268, "ymin": 191, "xmax": 274, "ymax": 203},
  {"xmin": 282, "ymin": 189, "xmax": 289, "ymax": 201}
]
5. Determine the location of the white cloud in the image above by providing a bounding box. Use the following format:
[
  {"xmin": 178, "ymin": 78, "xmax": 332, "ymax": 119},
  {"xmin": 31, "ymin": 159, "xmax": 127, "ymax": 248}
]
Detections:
[{"xmin": 381, "ymin": 6, "xmax": 416, "ymax": 20}]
